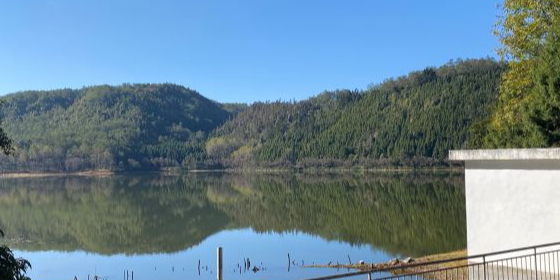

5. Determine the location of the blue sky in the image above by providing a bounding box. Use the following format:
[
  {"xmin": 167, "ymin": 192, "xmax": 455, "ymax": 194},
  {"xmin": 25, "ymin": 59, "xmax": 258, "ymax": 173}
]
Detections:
[{"xmin": 0, "ymin": 0, "xmax": 501, "ymax": 103}]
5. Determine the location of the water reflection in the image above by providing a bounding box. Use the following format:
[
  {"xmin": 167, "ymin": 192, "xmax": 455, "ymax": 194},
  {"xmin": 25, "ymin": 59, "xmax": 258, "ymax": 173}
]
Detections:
[
  {"xmin": 0, "ymin": 175, "xmax": 231, "ymax": 254},
  {"xmin": 0, "ymin": 173, "xmax": 466, "ymax": 279}
]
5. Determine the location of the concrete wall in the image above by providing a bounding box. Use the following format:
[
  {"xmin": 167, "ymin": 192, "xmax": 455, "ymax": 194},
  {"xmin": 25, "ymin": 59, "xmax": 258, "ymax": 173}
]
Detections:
[
  {"xmin": 449, "ymin": 149, "xmax": 560, "ymax": 274},
  {"xmin": 464, "ymin": 159, "xmax": 560, "ymax": 257}
]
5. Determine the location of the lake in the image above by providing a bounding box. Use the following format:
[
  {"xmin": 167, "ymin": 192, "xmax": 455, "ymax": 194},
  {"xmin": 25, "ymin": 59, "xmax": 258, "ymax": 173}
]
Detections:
[{"xmin": 0, "ymin": 172, "xmax": 466, "ymax": 280}]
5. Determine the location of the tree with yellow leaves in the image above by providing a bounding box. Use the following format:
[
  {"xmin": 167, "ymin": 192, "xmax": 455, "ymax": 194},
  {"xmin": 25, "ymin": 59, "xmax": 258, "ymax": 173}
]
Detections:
[{"xmin": 483, "ymin": 0, "xmax": 560, "ymax": 147}]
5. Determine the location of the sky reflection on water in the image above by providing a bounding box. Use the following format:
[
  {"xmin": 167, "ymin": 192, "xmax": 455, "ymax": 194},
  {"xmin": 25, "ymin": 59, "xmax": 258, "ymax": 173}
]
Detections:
[{"xmin": 17, "ymin": 229, "xmax": 390, "ymax": 280}]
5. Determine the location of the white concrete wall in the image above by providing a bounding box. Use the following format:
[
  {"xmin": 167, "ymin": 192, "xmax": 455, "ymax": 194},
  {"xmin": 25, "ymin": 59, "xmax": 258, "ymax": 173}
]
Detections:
[{"xmin": 465, "ymin": 159, "xmax": 560, "ymax": 261}]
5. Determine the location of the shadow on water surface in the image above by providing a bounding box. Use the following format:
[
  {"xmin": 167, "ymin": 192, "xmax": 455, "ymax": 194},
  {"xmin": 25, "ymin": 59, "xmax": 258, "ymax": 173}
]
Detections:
[{"xmin": 0, "ymin": 172, "xmax": 466, "ymax": 257}]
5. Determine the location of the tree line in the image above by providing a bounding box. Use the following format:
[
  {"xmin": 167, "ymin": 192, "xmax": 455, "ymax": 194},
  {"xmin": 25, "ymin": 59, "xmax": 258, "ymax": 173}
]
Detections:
[
  {"xmin": 208, "ymin": 59, "xmax": 504, "ymax": 169},
  {"xmin": 0, "ymin": 60, "xmax": 505, "ymax": 172},
  {"xmin": 0, "ymin": 83, "xmax": 233, "ymax": 172}
]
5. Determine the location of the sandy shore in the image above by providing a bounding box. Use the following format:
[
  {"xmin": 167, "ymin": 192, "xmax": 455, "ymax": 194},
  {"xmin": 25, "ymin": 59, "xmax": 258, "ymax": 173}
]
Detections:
[{"xmin": 0, "ymin": 170, "xmax": 115, "ymax": 178}]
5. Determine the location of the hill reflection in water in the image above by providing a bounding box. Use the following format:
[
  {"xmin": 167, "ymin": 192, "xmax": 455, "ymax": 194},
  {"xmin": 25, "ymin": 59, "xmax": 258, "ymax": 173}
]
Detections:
[{"xmin": 0, "ymin": 172, "xmax": 466, "ymax": 257}]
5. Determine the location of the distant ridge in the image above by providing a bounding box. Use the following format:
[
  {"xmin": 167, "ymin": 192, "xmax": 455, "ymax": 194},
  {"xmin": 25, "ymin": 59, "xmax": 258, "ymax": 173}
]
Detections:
[
  {"xmin": 0, "ymin": 83, "xmax": 232, "ymax": 172},
  {"xmin": 0, "ymin": 59, "xmax": 505, "ymax": 172},
  {"xmin": 208, "ymin": 58, "xmax": 504, "ymax": 169}
]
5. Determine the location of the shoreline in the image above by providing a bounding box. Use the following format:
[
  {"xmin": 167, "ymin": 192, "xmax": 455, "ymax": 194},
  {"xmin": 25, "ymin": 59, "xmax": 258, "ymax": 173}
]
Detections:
[
  {"xmin": 0, "ymin": 166, "xmax": 464, "ymax": 178},
  {"xmin": 0, "ymin": 170, "xmax": 115, "ymax": 178},
  {"xmin": 305, "ymin": 249, "xmax": 467, "ymax": 273}
]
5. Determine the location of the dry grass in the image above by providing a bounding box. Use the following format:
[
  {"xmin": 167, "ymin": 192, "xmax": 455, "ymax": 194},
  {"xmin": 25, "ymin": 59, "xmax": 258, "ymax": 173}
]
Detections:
[{"xmin": 304, "ymin": 249, "xmax": 468, "ymax": 280}]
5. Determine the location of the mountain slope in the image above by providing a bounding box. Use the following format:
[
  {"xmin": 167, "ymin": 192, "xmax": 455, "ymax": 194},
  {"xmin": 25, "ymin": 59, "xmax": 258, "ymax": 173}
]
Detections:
[
  {"xmin": 207, "ymin": 59, "xmax": 505, "ymax": 168},
  {"xmin": 0, "ymin": 59, "xmax": 505, "ymax": 172},
  {"xmin": 0, "ymin": 83, "xmax": 231, "ymax": 172}
]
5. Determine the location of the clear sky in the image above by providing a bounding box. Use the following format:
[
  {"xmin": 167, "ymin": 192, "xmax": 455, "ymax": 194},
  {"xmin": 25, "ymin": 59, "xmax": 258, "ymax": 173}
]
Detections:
[{"xmin": 0, "ymin": 0, "xmax": 502, "ymax": 103}]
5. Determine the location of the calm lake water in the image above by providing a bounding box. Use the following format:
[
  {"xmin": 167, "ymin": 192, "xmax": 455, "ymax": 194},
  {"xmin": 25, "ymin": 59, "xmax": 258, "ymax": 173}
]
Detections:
[{"xmin": 0, "ymin": 172, "xmax": 466, "ymax": 280}]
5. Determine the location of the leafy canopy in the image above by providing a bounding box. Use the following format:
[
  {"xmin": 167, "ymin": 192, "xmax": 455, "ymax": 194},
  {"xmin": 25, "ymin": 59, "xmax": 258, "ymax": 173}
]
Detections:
[{"xmin": 483, "ymin": 0, "xmax": 560, "ymax": 147}]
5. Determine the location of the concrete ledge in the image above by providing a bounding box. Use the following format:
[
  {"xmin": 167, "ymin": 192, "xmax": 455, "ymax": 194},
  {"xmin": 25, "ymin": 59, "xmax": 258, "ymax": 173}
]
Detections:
[{"xmin": 449, "ymin": 148, "xmax": 560, "ymax": 161}]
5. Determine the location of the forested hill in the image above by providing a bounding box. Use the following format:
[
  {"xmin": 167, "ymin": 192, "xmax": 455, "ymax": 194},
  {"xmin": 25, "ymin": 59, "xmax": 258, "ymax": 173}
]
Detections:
[
  {"xmin": 0, "ymin": 84, "xmax": 232, "ymax": 172},
  {"xmin": 207, "ymin": 59, "xmax": 504, "ymax": 168},
  {"xmin": 0, "ymin": 59, "xmax": 504, "ymax": 172}
]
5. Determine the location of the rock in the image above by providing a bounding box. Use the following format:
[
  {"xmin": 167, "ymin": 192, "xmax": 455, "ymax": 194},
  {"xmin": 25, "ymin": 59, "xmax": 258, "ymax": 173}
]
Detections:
[{"xmin": 402, "ymin": 257, "xmax": 414, "ymax": 264}]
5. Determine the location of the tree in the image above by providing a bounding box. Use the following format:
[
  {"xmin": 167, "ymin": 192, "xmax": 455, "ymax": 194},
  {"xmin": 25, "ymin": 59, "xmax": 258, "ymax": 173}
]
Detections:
[
  {"xmin": 522, "ymin": 19, "xmax": 560, "ymax": 146},
  {"xmin": 0, "ymin": 101, "xmax": 13, "ymax": 155},
  {"xmin": 483, "ymin": 0, "xmax": 560, "ymax": 147},
  {"xmin": 0, "ymin": 230, "xmax": 31, "ymax": 280},
  {"xmin": 0, "ymin": 102, "xmax": 31, "ymax": 280}
]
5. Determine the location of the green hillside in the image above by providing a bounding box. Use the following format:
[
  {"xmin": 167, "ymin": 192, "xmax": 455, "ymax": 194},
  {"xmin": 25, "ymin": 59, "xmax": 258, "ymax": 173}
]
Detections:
[
  {"xmin": 0, "ymin": 84, "xmax": 231, "ymax": 172},
  {"xmin": 0, "ymin": 59, "xmax": 504, "ymax": 172},
  {"xmin": 208, "ymin": 59, "xmax": 504, "ymax": 168}
]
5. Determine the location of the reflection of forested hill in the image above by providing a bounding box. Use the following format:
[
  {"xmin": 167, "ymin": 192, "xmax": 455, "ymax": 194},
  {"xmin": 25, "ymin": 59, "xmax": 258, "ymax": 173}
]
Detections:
[
  {"xmin": 0, "ymin": 173, "xmax": 465, "ymax": 257},
  {"xmin": 207, "ymin": 173, "xmax": 466, "ymax": 257},
  {"xmin": 0, "ymin": 175, "xmax": 232, "ymax": 255}
]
